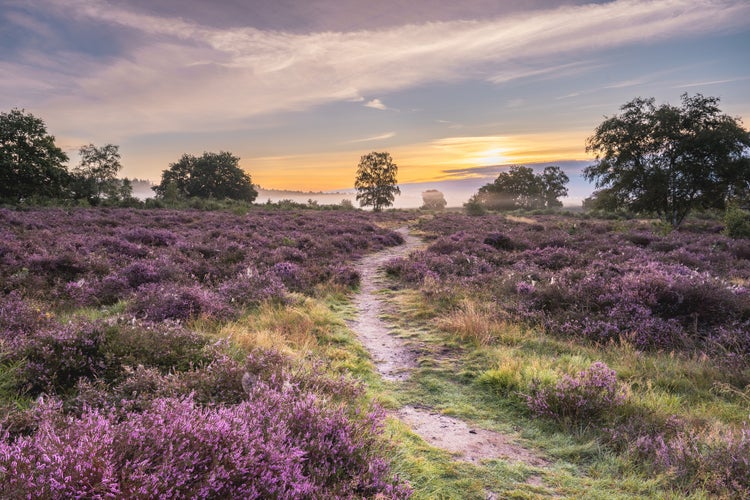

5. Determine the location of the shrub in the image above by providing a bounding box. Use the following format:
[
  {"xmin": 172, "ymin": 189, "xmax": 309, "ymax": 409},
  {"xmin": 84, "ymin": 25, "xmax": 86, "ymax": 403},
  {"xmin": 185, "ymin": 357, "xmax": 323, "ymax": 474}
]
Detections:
[
  {"xmin": 65, "ymin": 275, "xmax": 130, "ymax": 307},
  {"xmin": 526, "ymin": 361, "xmax": 625, "ymax": 425},
  {"xmin": 218, "ymin": 268, "xmax": 287, "ymax": 307},
  {"xmin": 464, "ymin": 195, "xmax": 486, "ymax": 216},
  {"xmin": 626, "ymin": 424, "xmax": 750, "ymax": 497},
  {"xmin": 102, "ymin": 322, "xmax": 213, "ymax": 380},
  {"xmin": 127, "ymin": 283, "xmax": 233, "ymax": 322},
  {"xmin": 483, "ymin": 233, "xmax": 515, "ymax": 251},
  {"xmin": 271, "ymin": 261, "xmax": 307, "ymax": 291},
  {"xmin": 724, "ymin": 204, "xmax": 750, "ymax": 239},
  {"xmin": 330, "ymin": 264, "xmax": 360, "ymax": 288},
  {"xmin": 0, "ymin": 293, "xmax": 55, "ymax": 347},
  {"xmin": 18, "ymin": 321, "xmax": 107, "ymax": 395}
]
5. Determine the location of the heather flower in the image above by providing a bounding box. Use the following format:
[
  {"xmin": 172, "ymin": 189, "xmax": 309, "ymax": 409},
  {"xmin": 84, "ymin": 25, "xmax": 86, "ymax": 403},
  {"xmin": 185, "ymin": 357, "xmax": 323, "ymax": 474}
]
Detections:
[
  {"xmin": 128, "ymin": 283, "xmax": 234, "ymax": 322},
  {"xmin": 0, "ymin": 391, "xmax": 411, "ymax": 498},
  {"xmin": 526, "ymin": 361, "xmax": 626, "ymax": 424},
  {"xmin": 218, "ymin": 268, "xmax": 287, "ymax": 307}
]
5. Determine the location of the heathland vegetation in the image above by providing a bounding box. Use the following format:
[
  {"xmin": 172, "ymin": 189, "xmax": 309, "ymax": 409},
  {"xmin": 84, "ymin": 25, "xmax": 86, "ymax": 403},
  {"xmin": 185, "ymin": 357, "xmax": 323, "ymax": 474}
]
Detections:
[{"xmin": 1, "ymin": 206, "xmax": 749, "ymax": 497}]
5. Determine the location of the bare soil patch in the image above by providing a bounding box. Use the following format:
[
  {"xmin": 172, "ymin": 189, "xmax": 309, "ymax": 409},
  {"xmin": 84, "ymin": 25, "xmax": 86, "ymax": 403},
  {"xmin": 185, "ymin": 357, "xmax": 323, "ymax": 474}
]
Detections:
[{"xmin": 397, "ymin": 406, "xmax": 549, "ymax": 466}]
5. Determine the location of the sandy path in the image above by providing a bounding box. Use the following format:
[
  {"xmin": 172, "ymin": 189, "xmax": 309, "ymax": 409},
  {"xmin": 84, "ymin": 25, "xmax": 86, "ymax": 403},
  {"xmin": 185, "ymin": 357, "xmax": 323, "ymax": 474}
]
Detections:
[
  {"xmin": 348, "ymin": 227, "xmax": 422, "ymax": 381},
  {"xmin": 349, "ymin": 227, "xmax": 549, "ymax": 474}
]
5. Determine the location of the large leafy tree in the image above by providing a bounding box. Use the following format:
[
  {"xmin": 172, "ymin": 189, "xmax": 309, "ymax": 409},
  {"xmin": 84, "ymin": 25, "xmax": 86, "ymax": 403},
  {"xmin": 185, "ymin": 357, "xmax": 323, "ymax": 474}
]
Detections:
[
  {"xmin": 71, "ymin": 143, "xmax": 127, "ymax": 204},
  {"xmin": 0, "ymin": 109, "xmax": 70, "ymax": 202},
  {"xmin": 472, "ymin": 165, "xmax": 569, "ymax": 210},
  {"xmin": 584, "ymin": 94, "xmax": 750, "ymax": 227},
  {"xmin": 153, "ymin": 151, "xmax": 258, "ymax": 202},
  {"xmin": 354, "ymin": 151, "xmax": 400, "ymax": 212}
]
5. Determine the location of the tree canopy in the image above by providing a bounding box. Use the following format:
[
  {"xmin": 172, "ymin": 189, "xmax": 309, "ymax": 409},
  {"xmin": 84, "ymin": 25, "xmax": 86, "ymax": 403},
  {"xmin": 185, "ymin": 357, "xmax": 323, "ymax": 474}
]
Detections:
[
  {"xmin": 0, "ymin": 109, "xmax": 69, "ymax": 202},
  {"xmin": 584, "ymin": 94, "xmax": 750, "ymax": 227},
  {"xmin": 354, "ymin": 152, "xmax": 400, "ymax": 212},
  {"xmin": 153, "ymin": 151, "xmax": 258, "ymax": 202},
  {"xmin": 471, "ymin": 165, "xmax": 569, "ymax": 211},
  {"xmin": 71, "ymin": 143, "xmax": 128, "ymax": 204}
]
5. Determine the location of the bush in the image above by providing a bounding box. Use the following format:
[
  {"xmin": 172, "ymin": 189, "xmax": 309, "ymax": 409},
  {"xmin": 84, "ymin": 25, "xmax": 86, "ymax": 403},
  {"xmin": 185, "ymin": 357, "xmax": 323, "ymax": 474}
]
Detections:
[
  {"xmin": 464, "ymin": 196, "xmax": 486, "ymax": 216},
  {"xmin": 102, "ymin": 322, "xmax": 213, "ymax": 380},
  {"xmin": 526, "ymin": 362, "xmax": 625, "ymax": 425},
  {"xmin": 724, "ymin": 204, "xmax": 750, "ymax": 239},
  {"xmin": 65, "ymin": 275, "xmax": 130, "ymax": 307},
  {"xmin": 483, "ymin": 233, "xmax": 516, "ymax": 251},
  {"xmin": 18, "ymin": 322, "xmax": 107, "ymax": 395},
  {"xmin": 627, "ymin": 424, "xmax": 750, "ymax": 497},
  {"xmin": 127, "ymin": 284, "xmax": 233, "ymax": 322},
  {"xmin": 218, "ymin": 269, "xmax": 287, "ymax": 308}
]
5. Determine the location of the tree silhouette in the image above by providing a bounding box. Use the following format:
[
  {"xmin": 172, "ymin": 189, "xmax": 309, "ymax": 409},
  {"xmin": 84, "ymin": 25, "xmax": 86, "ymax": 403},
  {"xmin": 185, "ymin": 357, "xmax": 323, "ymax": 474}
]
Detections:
[{"xmin": 354, "ymin": 152, "xmax": 400, "ymax": 212}]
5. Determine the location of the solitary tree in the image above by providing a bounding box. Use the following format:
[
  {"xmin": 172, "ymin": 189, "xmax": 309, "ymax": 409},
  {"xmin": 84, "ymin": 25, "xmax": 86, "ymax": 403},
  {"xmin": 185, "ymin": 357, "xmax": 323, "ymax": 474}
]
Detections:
[
  {"xmin": 421, "ymin": 189, "xmax": 447, "ymax": 210},
  {"xmin": 354, "ymin": 151, "xmax": 400, "ymax": 211},
  {"xmin": 0, "ymin": 109, "xmax": 69, "ymax": 202},
  {"xmin": 153, "ymin": 151, "xmax": 258, "ymax": 202},
  {"xmin": 72, "ymin": 143, "xmax": 126, "ymax": 204},
  {"xmin": 585, "ymin": 94, "xmax": 750, "ymax": 227},
  {"xmin": 473, "ymin": 165, "xmax": 569, "ymax": 210}
]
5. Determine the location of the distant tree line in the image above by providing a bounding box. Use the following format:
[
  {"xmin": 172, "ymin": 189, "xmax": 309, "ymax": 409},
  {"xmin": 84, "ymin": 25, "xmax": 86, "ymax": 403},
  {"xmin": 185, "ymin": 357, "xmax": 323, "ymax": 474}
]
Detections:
[
  {"xmin": 0, "ymin": 109, "xmax": 135, "ymax": 206},
  {"xmin": 465, "ymin": 165, "xmax": 570, "ymax": 213},
  {"xmin": 0, "ymin": 109, "xmax": 260, "ymax": 207}
]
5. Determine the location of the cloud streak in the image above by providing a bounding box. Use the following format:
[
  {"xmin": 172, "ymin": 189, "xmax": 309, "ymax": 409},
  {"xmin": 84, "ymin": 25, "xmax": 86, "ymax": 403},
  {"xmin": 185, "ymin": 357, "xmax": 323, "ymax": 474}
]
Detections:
[
  {"xmin": 364, "ymin": 99, "xmax": 388, "ymax": 110},
  {"xmin": 345, "ymin": 132, "xmax": 396, "ymax": 143},
  {"xmin": 5, "ymin": 0, "xmax": 750, "ymax": 141}
]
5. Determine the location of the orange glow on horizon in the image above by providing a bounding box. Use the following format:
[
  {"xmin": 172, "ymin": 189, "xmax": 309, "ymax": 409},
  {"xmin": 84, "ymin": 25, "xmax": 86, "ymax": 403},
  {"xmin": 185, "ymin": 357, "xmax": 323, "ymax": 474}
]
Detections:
[{"xmin": 247, "ymin": 130, "xmax": 592, "ymax": 191}]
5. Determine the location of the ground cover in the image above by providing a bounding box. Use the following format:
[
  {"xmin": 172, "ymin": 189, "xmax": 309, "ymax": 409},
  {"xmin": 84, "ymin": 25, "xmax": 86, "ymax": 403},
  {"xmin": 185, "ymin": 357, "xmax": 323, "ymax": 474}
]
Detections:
[
  {"xmin": 0, "ymin": 207, "xmax": 412, "ymax": 498},
  {"xmin": 2, "ymin": 207, "xmax": 748, "ymax": 498},
  {"xmin": 383, "ymin": 212, "xmax": 750, "ymax": 498}
]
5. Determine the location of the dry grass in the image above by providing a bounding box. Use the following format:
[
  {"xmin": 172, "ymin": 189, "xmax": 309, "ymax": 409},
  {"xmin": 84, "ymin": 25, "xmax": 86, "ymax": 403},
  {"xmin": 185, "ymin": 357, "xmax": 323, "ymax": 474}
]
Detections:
[
  {"xmin": 216, "ymin": 296, "xmax": 338, "ymax": 355},
  {"xmin": 436, "ymin": 300, "xmax": 509, "ymax": 346},
  {"xmin": 505, "ymin": 215, "xmax": 537, "ymax": 225}
]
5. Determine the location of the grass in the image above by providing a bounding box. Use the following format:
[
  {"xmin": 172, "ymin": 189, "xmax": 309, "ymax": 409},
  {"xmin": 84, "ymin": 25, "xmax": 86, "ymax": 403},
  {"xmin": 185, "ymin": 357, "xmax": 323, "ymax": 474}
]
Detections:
[{"xmin": 351, "ymin": 285, "xmax": 749, "ymax": 498}]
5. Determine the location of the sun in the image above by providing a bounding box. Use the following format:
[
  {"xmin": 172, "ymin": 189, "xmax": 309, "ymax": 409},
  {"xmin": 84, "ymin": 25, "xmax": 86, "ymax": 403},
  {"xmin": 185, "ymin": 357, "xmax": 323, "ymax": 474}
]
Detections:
[{"xmin": 475, "ymin": 148, "xmax": 510, "ymax": 166}]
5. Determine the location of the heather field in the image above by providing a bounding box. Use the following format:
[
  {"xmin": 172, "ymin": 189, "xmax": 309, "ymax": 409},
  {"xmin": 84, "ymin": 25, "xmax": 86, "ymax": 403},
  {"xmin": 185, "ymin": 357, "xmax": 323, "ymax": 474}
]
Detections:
[
  {"xmin": 0, "ymin": 208, "xmax": 412, "ymax": 498},
  {"xmin": 1, "ymin": 207, "xmax": 749, "ymax": 498}
]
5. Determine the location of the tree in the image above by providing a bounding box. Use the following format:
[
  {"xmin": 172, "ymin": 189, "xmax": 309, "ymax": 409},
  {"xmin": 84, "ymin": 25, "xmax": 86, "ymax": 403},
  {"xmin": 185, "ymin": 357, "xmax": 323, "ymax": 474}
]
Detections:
[
  {"xmin": 0, "ymin": 108, "xmax": 69, "ymax": 202},
  {"xmin": 72, "ymin": 143, "xmax": 125, "ymax": 204},
  {"xmin": 584, "ymin": 94, "xmax": 750, "ymax": 227},
  {"xmin": 153, "ymin": 151, "xmax": 258, "ymax": 202},
  {"xmin": 540, "ymin": 166, "xmax": 570, "ymax": 208},
  {"xmin": 354, "ymin": 151, "xmax": 400, "ymax": 211},
  {"xmin": 473, "ymin": 165, "xmax": 569, "ymax": 210},
  {"xmin": 421, "ymin": 189, "xmax": 447, "ymax": 210},
  {"xmin": 582, "ymin": 189, "xmax": 620, "ymax": 212}
]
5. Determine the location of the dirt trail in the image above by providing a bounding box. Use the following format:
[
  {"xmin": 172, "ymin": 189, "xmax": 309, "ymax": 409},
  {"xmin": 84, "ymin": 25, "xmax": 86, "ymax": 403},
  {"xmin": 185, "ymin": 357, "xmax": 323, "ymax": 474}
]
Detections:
[
  {"xmin": 348, "ymin": 227, "xmax": 422, "ymax": 381},
  {"xmin": 350, "ymin": 227, "xmax": 549, "ymax": 472}
]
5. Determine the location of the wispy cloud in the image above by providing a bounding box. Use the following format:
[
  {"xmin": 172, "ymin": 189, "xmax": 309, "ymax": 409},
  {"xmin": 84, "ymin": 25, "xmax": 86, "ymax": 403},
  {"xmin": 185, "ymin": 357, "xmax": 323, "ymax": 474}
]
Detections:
[
  {"xmin": 364, "ymin": 99, "xmax": 387, "ymax": 110},
  {"xmin": 345, "ymin": 132, "xmax": 396, "ymax": 143},
  {"xmin": 675, "ymin": 76, "xmax": 750, "ymax": 88},
  {"xmin": 5, "ymin": 0, "xmax": 750, "ymax": 140},
  {"xmin": 604, "ymin": 78, "xmax": 649, "ymax": 89}
]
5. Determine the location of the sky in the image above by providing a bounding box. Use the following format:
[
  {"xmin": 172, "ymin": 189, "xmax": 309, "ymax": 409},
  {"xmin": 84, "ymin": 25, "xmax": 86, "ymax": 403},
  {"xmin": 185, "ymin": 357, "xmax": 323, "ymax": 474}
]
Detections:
[{"xmin": 2, "ymin": 0, "xmax": 750, "ymax": 206}]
